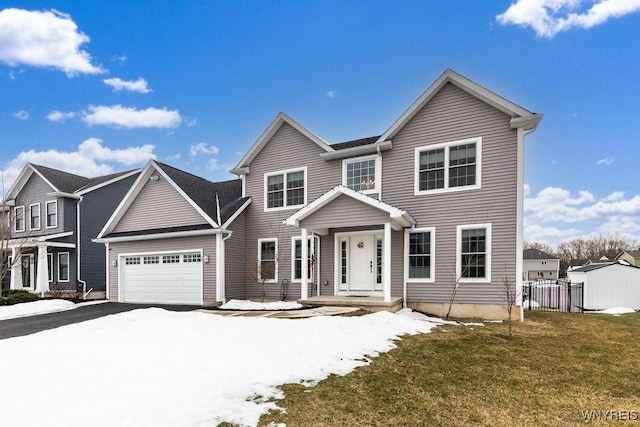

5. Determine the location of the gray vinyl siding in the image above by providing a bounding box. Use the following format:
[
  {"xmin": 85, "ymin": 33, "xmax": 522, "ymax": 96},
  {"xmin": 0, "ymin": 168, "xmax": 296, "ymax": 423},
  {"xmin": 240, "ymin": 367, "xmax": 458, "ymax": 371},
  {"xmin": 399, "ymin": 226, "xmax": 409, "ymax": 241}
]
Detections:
[
  {"xmin": 49, "ymin": 248, "xmax": 78, "ymax": 291},
  {"xmin": 299, "ymin": 195, "xmax": 390, "ymax": 229},
  {"xmin": 382, "ymin": 82, "xmax": 518, "ymax": 305},
  {"xmin": 10, "ymin": 174, "xmax": 66, "ymax": 238},
  {"xmin": 107, "ymin": 235, "xmax": 217, "ymax": 304},
  {"xmin": 243, "ymin": 122, "xmax": 342, "ymax": 301},
  {"xmin": 113, "ymin": 176, "xmax": 207, "ymax": 233},
  {"xmin": 79, "ymin": 174, "xmax": 139, "ymax": 293},
  {"xmin": 224, "ymin": 210, "xmax": 247, "ymax": 300}
]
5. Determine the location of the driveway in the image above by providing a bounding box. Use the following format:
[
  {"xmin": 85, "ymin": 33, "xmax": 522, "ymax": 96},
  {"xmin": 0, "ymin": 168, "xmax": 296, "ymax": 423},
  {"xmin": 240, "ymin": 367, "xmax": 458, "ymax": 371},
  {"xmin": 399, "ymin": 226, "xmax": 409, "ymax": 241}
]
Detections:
[{"xmin": 0, "ymin": 302, "xmax": 198, "ymax": 340}]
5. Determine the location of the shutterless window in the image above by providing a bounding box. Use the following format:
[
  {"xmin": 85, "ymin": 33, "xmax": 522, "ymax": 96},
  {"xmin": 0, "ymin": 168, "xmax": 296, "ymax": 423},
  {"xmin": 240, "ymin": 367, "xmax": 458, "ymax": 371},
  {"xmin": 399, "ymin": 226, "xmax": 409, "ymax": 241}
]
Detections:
[
  {"xmin": 58, "ymin": 252, "xmax": 69, "ymax": 282},
  {"xmin": 265, "ymin": 169, "xmax": 305, "ymax": 209},
  {"xmin": 259, "ymin": 240, "xmax": 277, "ymax": 281},
  {"xmin": 30, "ymin": 204, "xmax": 40, "ymax": 230},
  {"xmin": 46, "ymin": 201, "xmax": 57, "ymax": 228},
  {"xmin": 416, "ymin": 138, "xmax": 480, "ymax": 194},
  {"xmin": 408, "ymin": 231, "xmax": 432, "ymax": 279},
  {"xmin": 460, "ymin": 228, "xmax": 486, "ymax": 279},
  {"xmin": 293, "ymin": 237, "xmax": 317, "ymax": 281},
  {"xmin": 14, "ymin": 206, "xmax": 25, "ymax": 232},
  {"xmin": 345, "ymin": 158, "xmax": 376, "ymax": 192}
]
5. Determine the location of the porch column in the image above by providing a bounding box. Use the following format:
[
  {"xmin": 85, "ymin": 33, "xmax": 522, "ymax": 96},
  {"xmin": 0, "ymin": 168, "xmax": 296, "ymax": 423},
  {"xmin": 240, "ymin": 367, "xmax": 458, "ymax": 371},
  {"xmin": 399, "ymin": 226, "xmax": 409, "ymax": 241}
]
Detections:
[
  {"xmin": 216, "ymin": 233, "xmax": 225, "ymax": 303},
  {"xmin": 9, "ymin": 246, "xmax": 17, "ymax": 289},
  {"xmin": 384, "ymin": 222, "xmax": 391, "ymax": 303},
  {"xmin": 35, "ymin": 245, "xmax": 49, "ymax": 297},
  {"xmin": 301, "ymin": 227, "xmax": 308, "ymax": 300}
]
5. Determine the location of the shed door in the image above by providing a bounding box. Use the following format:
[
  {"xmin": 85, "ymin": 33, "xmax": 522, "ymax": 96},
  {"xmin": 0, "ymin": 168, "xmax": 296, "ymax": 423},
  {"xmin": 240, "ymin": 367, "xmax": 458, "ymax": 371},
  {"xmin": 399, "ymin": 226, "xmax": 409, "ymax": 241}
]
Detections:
[{"xmin": 121, "ymin": 252, "xmax": 202, "ymax": 305}]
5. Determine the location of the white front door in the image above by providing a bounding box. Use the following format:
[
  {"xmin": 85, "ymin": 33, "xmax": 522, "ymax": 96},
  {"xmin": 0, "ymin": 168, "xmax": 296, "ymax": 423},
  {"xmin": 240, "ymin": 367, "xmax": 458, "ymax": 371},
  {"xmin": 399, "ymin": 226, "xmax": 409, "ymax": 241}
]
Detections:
[
  {"xmin": 348, "ymin": 235, "xmax": 375, "ymax": 291},
  {"xmin": 21, "ymin": 254, "xmax": 35, "ymax": 289}
]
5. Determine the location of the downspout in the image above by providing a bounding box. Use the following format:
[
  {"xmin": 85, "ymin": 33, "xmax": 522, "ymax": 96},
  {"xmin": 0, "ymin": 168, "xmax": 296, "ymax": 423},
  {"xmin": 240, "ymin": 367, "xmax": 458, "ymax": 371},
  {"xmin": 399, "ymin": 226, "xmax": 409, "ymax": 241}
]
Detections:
[
  {"xmin": 403, "ymin": 226, "xmax": 415, "ymax": 309},
  {"xmin": 76, "ymin": 196, "xmax": 88, "ymax": 299}
]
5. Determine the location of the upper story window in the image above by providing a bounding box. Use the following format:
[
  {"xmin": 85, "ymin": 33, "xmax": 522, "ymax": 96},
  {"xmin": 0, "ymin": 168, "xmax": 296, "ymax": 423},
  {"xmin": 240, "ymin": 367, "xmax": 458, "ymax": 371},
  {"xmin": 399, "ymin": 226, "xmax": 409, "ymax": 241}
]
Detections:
[
  {"xmin": 456, "ymin": 223, "xmax": 492, "ymax": 283},
  {"xmin": 264, "ymin": 167, "xmax": 307, "ymax": 211},
  {"xmin": 30, "ymin": 203, "xmax": 41, "ymax": 230},
  {"xmin": 14, "ymin": 206, "xmax": 25, "ymax": 232},
  {"xmin": 415, "ymin": 137, "xmax": 482, "ymax": 195},
  {"xmin": 342, "ymin": 154, "xmax": 381, "ymax": 195},
  {"xmin": 46, "ymin": 201, "xmax": 58, "ymax": 228}
]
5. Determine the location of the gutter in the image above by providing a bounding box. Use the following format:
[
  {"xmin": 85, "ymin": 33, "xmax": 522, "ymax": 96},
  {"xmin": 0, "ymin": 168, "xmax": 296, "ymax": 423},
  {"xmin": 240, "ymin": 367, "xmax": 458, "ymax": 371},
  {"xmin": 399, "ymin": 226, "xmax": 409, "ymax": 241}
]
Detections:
[
  {"xmin": 93, "ymin": 227, "xmax": 231, "ymax": 244},
  {"xmin": 319, "ymin": 140, "xmax": 392, "ymax": 161}
]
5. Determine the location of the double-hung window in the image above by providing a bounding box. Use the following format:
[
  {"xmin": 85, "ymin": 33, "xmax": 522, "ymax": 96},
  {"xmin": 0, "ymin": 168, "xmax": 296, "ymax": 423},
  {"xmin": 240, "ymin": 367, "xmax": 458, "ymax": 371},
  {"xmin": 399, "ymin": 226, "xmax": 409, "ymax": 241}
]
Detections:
[
  {"xmin": 46, "ymin": 201, "xmax": 58, "ymax": 228},
  {"xmin": 342, "ymin": 154, "xmax": 380, "ymax": 195},
  {"xmin": 14, "ymin": 206, "xmax": 25, "ymax": 232},
  {"xmin": 292, "ymin": 236, "xmax": 319, "ymax": 281},
  {"xmin": 47, "ymin": 253, "xmax": 54, "ymax": 282},
  {"xmin": 30, "ymin": 203, "xmax": 41, "ymax": 230},
  {"xmin": 265, "ymin": 168, "xmax": 306, "ymax": 210},
  {"xmin": 415, "ymin": 137, "xmax": 481, "ymax": 195},
  {"xmin": 405, "ymin": 228, "xmax": 435, "ymax": 281},
  {"xmin": 258, "ymin": 239, "xmax": 277, "ymax": 282},
  {"xmin": 58, "ymin": 252, "xmax": 70, "ymax": 282},
  {"xmin": 456, "ymin": 223, "xmax": 491, "ymax": 282}
]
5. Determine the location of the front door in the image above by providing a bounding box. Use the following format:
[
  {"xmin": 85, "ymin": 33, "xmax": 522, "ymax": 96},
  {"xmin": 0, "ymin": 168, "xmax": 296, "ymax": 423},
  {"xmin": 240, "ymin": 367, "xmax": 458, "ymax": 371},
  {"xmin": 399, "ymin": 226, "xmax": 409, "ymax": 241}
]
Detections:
[
  {"xmin": 348, "ymin": 235, "xmax": 375, "ymax": 291},
  {"xmin": 21, "ymin": 254, "xmax": 34, "ymax": 289}
]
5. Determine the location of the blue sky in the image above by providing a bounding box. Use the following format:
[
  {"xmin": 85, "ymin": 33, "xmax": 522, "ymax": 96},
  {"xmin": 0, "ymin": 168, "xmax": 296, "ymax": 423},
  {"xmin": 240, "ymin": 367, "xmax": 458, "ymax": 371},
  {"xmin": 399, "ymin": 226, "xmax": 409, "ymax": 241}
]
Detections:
[{"xmin": 1, "ymin": 0, "xmax": 639, "ymax": 248}]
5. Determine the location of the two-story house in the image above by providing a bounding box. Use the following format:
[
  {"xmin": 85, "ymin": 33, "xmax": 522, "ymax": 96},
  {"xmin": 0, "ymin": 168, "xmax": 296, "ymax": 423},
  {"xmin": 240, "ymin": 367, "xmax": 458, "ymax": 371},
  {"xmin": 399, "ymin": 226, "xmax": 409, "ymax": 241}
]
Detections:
[
  {"xmin": 1, "ymin": 163, "xmax": 139, "ymax": 298},
  {"xmin": 96, "ymin": 69, "xmax": 541, "ymax": 319},
  {"xmin": 523, "ymin": 248, "xmax": 560, "ymax": 280}
]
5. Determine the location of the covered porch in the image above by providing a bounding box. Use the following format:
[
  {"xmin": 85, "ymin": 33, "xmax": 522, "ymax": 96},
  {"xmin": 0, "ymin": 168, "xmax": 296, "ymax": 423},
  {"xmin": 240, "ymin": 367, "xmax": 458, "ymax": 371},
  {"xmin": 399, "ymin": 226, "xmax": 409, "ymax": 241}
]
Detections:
[{"xmin": 284, "ymin": 185, "xmax": 415, "ymax": 304}]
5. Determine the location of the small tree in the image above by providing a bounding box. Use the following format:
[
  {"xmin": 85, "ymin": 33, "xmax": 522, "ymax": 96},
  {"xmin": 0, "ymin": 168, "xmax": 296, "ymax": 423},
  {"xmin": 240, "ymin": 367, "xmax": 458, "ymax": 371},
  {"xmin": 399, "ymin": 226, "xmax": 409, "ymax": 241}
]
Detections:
[
  {"xmin": 445, "ymin": 269, "xmax": 461, "ymax": 321},
  {"xmin": 502, "ymin": 273, "xmax": 518, "ymax": 340}
]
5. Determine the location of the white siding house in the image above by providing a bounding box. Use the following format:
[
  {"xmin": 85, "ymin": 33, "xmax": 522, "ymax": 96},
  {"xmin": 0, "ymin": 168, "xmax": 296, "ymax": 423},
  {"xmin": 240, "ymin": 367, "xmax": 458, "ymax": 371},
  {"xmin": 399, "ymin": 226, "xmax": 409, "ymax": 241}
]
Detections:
[{"xmin": 567, "ymin": 262, "xmax": 640, "ymax": 310}]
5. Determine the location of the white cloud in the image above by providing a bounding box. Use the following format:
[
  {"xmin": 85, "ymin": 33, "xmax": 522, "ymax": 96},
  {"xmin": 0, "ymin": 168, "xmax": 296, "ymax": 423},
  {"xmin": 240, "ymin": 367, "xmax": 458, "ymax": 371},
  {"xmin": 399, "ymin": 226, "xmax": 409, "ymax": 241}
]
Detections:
[
  {"xmin": 111, "ymin": 54, "xmax": 127, "ymax": 64},
  {"xmin": 103, "ymin": 77, "xmax": 152, "ymax": 93},
  {"xmin": 325, "ymin": 90, "xmax": 336, "ymax": 99},
  {"xmin": 497, "ymin": 0, "xmax": 640, "ymax": 38},
  {"xmin": 207, "ymin": 158, "xmax": 220, "ymax": 171},
  {"xmin": 0, "ymin": 8, "xmax": 104, "ymax": 76},
  {"xmin": 1, "ymin": 138, "xmax": 155, "ymax": 192},
  {"xmin": 596, "ymin": 156, "xmax": 614, "ymax": 166},
  {"xmin": 46, "ymin": 110, "xmax": 77, "ymax": 122},
  {"xmin": 12, "ymin": 110, "xmax": 29, "ymax": 120},
  {"xmin": 186, "ymin": 118, "xmax": 198, "ymax": 127},
  {"xmin": 190, "ymin": 142, "xmax": 219, "ymax": 156},
  {"xmin": 82, "ymin": 105, "xmax": 182, "ymax": 129}
]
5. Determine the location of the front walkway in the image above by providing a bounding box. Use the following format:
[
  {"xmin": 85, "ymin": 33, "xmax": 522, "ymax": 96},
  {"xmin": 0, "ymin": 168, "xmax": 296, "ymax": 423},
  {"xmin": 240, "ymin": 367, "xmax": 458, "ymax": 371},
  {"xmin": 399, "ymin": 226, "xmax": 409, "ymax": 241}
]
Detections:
[
  {"xmin": 298, "ymin": 295, "xmax": 403, "ymax": 312},
  {"xmin": 198, "ymin": 306, "xmax": 362, "ymax": 318}
]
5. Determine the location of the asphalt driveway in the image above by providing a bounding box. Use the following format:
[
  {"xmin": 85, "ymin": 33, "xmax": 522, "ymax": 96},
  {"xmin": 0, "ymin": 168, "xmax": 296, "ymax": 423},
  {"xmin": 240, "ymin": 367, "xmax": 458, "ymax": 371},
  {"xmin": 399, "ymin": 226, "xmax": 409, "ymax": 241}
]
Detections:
[{"xmin": 0, "ymin": 302, "xmax": 199, "ymax": 340}]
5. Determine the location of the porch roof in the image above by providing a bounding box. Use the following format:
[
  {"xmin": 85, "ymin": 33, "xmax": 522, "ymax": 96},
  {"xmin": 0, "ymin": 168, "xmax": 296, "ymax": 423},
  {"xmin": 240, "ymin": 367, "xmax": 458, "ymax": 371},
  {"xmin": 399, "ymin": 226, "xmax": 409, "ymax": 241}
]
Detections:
[{"xmin": 283, "ymin": 185, "xmax": 415, "ymax": 234}]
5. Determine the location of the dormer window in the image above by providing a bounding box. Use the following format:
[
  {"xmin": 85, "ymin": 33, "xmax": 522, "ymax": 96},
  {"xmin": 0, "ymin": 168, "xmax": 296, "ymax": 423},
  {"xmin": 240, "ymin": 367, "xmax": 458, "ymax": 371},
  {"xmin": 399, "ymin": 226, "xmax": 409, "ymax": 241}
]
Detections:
[{"xmin": 342, "ymin": 154, "xmax": 381, "ymax": 195}]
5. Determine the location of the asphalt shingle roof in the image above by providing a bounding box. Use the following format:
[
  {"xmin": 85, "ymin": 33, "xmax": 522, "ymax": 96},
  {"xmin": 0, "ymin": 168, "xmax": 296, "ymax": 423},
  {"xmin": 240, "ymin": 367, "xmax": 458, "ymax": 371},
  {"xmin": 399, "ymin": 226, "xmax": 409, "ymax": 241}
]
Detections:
[
  {"xmin": 523, "ymin": 248, "xmax": 559, "ymax": 260},
  {"xmin": 31, "ymin": 164, "xmax": 91, "ymax": 193},
  {"xmin": 330, "ymin": 135, "xmax": 380, "ymax": 150}
]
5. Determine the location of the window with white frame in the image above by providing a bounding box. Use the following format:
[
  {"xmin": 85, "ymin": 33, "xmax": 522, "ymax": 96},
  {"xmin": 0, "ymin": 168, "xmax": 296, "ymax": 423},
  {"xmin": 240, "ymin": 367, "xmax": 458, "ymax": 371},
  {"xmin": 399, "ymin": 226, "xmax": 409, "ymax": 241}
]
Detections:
[
  {"xmin": 47, "ymin": 253, "xmax": 53, "ymax": 282},
  {"xmin": 342, "ymin": 154, "xmax": 380, "ymax": 194},
  {"xmin": 265, "ymin": 168, "xmax": 306, "ymax": 210},
  {"xmin": 258, "ymin": 239, "xmax": 277, "ymax": 281},
  {"xmin": 58, "ymin": 252, "xmax": 70, "ymax": 282},
  {"xmin": 46, "ymin": 201, "xmax": 57, "ymax": 228},
  {"xmin": 292, "ymin": 236, "xmax": 319, "ymax": 281},
  {"xmin": 405, "ymin": 228, "xmax": 435, "ymax": 280},
  {"xmin": 456, "ymin": 224, "xmax": 491, "ymax": 282},
  {"xmin": 14, "ymin": 206, "xmax": 25, "ymax": 232},
  {"xmin": 30, "ymin": 203, "xmax": 41, "ymax": 230},
  {"xmin": 415, "ymin": 137, "xmax": 481, "ymax": 195}
]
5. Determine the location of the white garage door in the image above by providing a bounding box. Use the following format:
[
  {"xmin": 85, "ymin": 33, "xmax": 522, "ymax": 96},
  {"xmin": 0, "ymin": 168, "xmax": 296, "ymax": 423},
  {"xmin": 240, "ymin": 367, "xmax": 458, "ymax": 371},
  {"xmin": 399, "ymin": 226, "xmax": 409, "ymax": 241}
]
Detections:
[{"xmin": 121, "ymin": 252, "xmax": 202, "ymax": 304}]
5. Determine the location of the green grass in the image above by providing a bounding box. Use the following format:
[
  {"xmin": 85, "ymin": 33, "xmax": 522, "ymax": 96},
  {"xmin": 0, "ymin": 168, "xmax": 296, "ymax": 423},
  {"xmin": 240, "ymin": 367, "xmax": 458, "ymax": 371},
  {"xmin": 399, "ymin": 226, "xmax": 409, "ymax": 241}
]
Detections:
[{"xmin": 259, "ymin": 311, "xmax": 640, "ymax": 426}]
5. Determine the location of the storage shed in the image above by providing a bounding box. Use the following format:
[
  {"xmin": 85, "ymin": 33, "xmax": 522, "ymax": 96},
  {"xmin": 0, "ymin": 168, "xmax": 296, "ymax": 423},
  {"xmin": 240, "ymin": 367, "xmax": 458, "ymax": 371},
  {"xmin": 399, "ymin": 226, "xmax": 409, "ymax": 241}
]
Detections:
[{"xmin": 567, "ymin": 262, "xmax": 640, "ymax": 310}]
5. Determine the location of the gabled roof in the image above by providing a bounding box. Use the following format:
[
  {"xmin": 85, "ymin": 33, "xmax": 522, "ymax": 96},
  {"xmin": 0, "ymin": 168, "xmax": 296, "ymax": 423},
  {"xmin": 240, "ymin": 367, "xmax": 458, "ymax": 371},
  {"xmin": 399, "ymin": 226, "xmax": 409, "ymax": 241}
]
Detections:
[
  {"xmin": 523, "ymin": 248, "xmax": 559, "ymax": 260},
  {"xmin": 284, "ymin": 185, "xmax": 415, "ymax": 231},
  {"xmin": 97, "ymin": 160, "xmax": 246, "ymax": 239},
  {"xmin": 570, "ymin": 261, "xmax": 639, "ymax": 273},
  {"xmin": 231, "ymin": 112, "xmax": 334, "ymax": 175},
  {"xmin": 377, "ymin": 69, "xmax": 543, "ymax": 143},
  {"xmin": 615, "ymin": 250, "xmax": 640, "ymax": 260},
  {"xmin": 75, "ymin": 169, "xmax": 141, "ymax": 194}
]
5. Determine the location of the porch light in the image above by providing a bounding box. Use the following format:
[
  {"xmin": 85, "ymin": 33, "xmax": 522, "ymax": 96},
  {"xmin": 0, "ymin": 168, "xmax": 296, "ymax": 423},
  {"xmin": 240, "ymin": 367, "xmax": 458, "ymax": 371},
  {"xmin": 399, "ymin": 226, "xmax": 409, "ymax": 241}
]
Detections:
[{"xmin": 111, "ymin": 259, "xmax": 117, "ymax": 267}]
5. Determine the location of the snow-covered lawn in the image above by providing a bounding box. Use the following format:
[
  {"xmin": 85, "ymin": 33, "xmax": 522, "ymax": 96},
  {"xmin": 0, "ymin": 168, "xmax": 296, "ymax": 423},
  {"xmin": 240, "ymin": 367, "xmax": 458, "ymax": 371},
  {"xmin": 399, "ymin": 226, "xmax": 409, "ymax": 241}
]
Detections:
[
  {"xmin": 587, "ymin": 307, "xmax": 636, "ymax": 315},
  {"xmin": 0, "ymin": 299, "xmax": 76, "ymax": 320},
  {"xmin": 219, "ymin": 299, "xmax": 303, "ymax": 310},
  {"xmin": 0, "ymin": 307, "xmax": 443, "ymax": 426}
]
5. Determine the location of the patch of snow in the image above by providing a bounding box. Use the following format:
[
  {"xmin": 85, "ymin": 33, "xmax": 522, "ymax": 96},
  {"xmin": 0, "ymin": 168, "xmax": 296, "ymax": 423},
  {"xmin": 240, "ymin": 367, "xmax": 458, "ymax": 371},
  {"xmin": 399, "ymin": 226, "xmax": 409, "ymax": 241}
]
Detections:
[
  {"xmin": 461, "ymin": 322, "xmax": 485, "ymax": 327},
  {"xmin": 396, "ymin": 308, "xmax": 457, "ymax": 324},
  {"xmin": 485, "ymin": 320, "xmax": 503, "ymax": 323},
  {"xmin": 0, "ymin": 299, "xmax": 76, "ymax": 320},
  {"xmin": 0, "ymin": 307, "xmax": 444, "ymax": 426},
  {"xmin": 220, "ymin": 299, "xmax": 303, "ymax": 310},
  {"xmin": 587, "ymin": 307, "xmax": 636, "ymax": 315},
  {"xmin": 523, "ymin": 299, "xmax": 540, "ymax": 309}
]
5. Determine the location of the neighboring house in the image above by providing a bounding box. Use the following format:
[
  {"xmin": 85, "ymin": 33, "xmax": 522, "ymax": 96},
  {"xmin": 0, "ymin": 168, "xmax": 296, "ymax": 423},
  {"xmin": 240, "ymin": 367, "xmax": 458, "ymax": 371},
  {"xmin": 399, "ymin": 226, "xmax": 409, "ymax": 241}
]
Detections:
[
  {"xmin": 95, "ymin": 69, "xmax": 542, "ymax": 319},
  {"xmin": 1, "ymin": 163, "xmax": 140, "ymax": 298},
  {"xmin": 523, "ymin": 248, "xmax": 560, "ymax": 280},
  {"xmin": 585, "ymin": 255, "xmax": 610, "ymax": 265},
  {"xmin": 614, "ymin": 250, "xmax": 640, "ymax": 267},
  {"xmin": 567, "ymin": 262, "xmax": 640, "ymax": 310}
]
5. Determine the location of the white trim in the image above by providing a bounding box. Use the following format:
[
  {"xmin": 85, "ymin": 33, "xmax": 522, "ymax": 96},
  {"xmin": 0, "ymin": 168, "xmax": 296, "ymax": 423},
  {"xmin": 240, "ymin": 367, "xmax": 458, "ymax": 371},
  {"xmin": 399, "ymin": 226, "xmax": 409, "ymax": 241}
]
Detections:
[
  {"xmin": 414, "ymin": 137, "xmax": 482, "ymax": 196},
  {"xmin": 75, "ymin": 169, "xmax": 142, "ymax": 196},
  {"xmin": 105, "ymin": 242, "xmax": 110, "ymax": 300},
  {"xmin": 14, "ymin": 205, "xmax": 25, "ymax": 232},
  {"xmin": 20, "ymin": 254, "xmax": 35, "ymax": 290},
  {"xmin": 456, "ymin": 223, "xmax": 492, "ymax": 283},
  {"xmin": 291, "ymin": 235, "xmax": 320, "ymax": 283},
  {"xmin": 216, "ymin": 233, "xmax": 225, "ymax": 302},
  {"xmin": 47, "ymin": 253, "xmax": 53, "ymax": 282},
  {"xmin": 57, "ymin": 252, "xmax": 70, "ymax": 282},
  {"xmin": 342, "ymin": 153, "xmax": 381, "ymax": 196},
  {"xmin": 5, "ymin": 164, "xmax": 58, "ymax": 201},
  {"xmin": 263, "ymin": 166, "xmax": 307, "ymax": 212},
  {"xmin": 320, "ymin": 140, "xmax": 392, "ymax": 161},
  {"xmin": 516, "ymin": 127, "xmax": 525, "ymax": 308},
  {"xmin": 404, "ymin": 227, "xmax": 436, "ymax": 283},
  {"xmin": 45, "ymin": 200, "xmax": 58, "ymax": 228},
  {"xmin": 94, "ymin": 227, "xmax": 223, "ymax": 243},
  {"xmin": 29, "ymin": 203, "xmax": 41, "ymax": 231},
  {"xmin": 221, "ymin": 198, "xmax": 251, "ymax": 229},
  {"xmin": 117, "ymin": 248, "xmax": 204, "ymax": 305},
  {"xmin": 258, "ymin": 238, "xmax": 278, "ymax": 283},
  {"xmin": 333, "ymin": 229, "xmax": 386, "ymax": 296}
]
